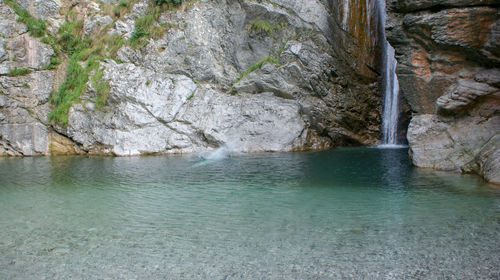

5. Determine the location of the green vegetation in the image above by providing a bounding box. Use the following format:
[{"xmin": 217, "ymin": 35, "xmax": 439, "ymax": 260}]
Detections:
[
  {"xmin": 129, "ymin": 6, "xmax": 177, "ymax": 48},
  {"xmin": 49, "ymin": 55, "xmax": 97, "ymax": 125},
  {"xmin": 100, "ymin": 0, "xmax": 133, "ymax": 19},
  {"xmin": 248, "ymin": 20, "xmax": 273, "ymax": 34},
  {"xmin": 58, "ymin": 20, "xmax": 87, "ymax": 55},
  {"xmin": 8, "ymin": 68, "xmax": 32, "ymax": 76},
  {"xmin": 113, "ymin": 0, "xmax": 131, "ymax": 18},
  {"xmin": 5, "ymin": 0, "xmax": 47, "ymax": 37},
  {"xmin": 47, "ymin": 5, "xmax": 130, "ymax": 124},
  {"xmin": 231, "ymin": 56, "xmax": 278, "ymax": 91},
  {"xmin": 91, "ymin": 68, "xmax": 110, "ymax": 111},
  {"xmin": 6, "ymin": 0, "xmax": 178, "ymax": 124},
  {"xmin": 248, "ymin": 20, "xmax": 287, "ymax": 34},
  {"xmin": 48, "ymin": 14, "xmax": 124, "ymax": 124},
  {"xmin": 43, "ymin": 57, "xmax": 61, "ymax": 70},
  {"xmin": 186, "ymin": 91, "xmax": 194, "ymax": 100}
]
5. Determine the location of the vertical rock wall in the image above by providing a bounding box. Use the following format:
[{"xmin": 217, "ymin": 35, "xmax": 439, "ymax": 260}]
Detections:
[
  {"xmin": 386, "ymin": 0, "xmax": 500, "ymax": 184},
  {"xmin": 0, "ymin": 1, "xmax": 55, "ymax": 155},
  {"xmin": 328, "ymin": 0, "xmax": 381, "ymax": 81}
]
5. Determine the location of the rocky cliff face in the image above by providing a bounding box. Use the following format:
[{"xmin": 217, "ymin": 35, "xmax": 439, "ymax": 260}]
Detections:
[
  {"xmin": 0, "ymin": 0, "xmax": 383, "ymax": 156},
  {"xmin": 386, "ymin": 0, "xmax": 500, "ymax": 183}
]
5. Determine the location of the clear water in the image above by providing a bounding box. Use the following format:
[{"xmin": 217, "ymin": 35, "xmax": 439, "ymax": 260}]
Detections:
[{"xmin": 0, "ymin": 148, "xmax": 499, "ymax": 279}]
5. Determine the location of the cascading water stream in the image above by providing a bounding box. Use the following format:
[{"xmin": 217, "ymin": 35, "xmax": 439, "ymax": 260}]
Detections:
[
  {"xmin": 336, "ymin": 0, "xmax": 401, "ymax": 146},
  {"xmin": 377, "ymin": 0, "xmax": 400, "ymax": 145},
  {"xmin": 342, "ymin": 0, "xmax": 349, "ymax": 29},
  {"xmin": 381, "ymin": 44, "xmax": 400, "ymax": 145}
]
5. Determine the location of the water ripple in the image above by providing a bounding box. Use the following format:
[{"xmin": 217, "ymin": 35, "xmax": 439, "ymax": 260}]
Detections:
[{"xmin": 0, "ymin": 149, "xmax": 499, "ymax": 279}]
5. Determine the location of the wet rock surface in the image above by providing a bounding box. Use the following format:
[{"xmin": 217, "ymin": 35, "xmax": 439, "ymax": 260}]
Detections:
[{"xmin": 387, "ymin": 0, "xmax": 500, "ymax": 183}]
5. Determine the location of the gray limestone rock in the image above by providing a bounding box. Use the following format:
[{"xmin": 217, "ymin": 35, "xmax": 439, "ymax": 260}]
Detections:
[
  {"xmin": 437, "ymin": 79, "xmax": 499, "ymax": 115},
  {"xmin": 408, "ymin": 114, "xmax": 500, "ymax": 183},
  {"xmin": 0, "ymin": 71, "xmax": 53, "ymax": 156},
  {"xmin": 66, "ymin": 62, "xmax": 309, "ymax": 156},
  {"xmin": 1, "ymin": 0, "xmax": 383, "ymax": 157},
  {"xmin": 463, "ymin": 135, "xmax": 500, "ymax": 184},
  {"xmin": 6, "ymin": 34, "xmax": 54, "ymax": 70},
  {"xmin": 479, "ymin": 136, "xmax": 500, "ymax": 184},
  {"xmin": 84, "ymin": 14, "xmax": 113, "ymax": 36}
]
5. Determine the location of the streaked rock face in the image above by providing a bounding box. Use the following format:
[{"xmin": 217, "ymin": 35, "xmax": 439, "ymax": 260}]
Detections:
[
  {"xmin": 0, "ymin": 71, "xmax": 53, "ymax": 156},
  {"xmin": 387, "ymin": 0, "xmax": 500, "ymax": 183}
]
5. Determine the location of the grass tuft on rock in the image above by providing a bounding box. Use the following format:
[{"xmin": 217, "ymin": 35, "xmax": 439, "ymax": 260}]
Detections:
[
  {"xmin": 5, "ymin": 0, "xmax": 47, "ymax": 37},
  {"xmin": 48, "ymin": 55, "xmax": 101, "ymax": 125},
  {"xmin": 129, "ymin": 4, "xmax": 178, "ymax": 48},
  {"xmin": 230, "ymin": 56, "xmax": 278, "ymax": 91},
  {"xmin": 91, "ymin": 68, "xmax": 111, "ymax": 110}
]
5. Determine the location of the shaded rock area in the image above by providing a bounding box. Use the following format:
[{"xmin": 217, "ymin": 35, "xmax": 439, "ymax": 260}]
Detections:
[
  {"xmin": 386, "ymin": 0, "xmax": 500, "ymax": 183},
  {"xmin": 1, "ymin": 0, "xmax": 384, "ymax": 157}
]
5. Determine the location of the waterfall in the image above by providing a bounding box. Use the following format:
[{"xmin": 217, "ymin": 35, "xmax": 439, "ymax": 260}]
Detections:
[
  {"xmin": 381, "ymin": 44, "xmax": 400, "ymax": 145},
  {"xmin": 342, "ymin": 0, "xmax": 349, "ymax": 29},
  {"xmin": 377, "ymin": 0, "xmax": 400, "ymax": 145},
  {"xmin": 333, "ymin": 0, "xmax": 401, "ymax": 145}
]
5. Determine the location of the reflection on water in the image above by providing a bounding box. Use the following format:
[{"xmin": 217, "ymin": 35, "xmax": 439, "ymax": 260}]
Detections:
[{"xmin": 0, "ymin": 148, "xmax": 499, "ymax": 279}]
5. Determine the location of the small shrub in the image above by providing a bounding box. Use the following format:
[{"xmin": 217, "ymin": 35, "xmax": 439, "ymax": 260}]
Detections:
[
  {"xmin": 248, "ymin": 20, "xmax": 288, "ymax": 34},
  {"xmin": 248, "ymin": 20, "xmax": 274, "ymax": 34},
  {"xmin": 129, "ymin": 10, "xmax": 177, "ymax": 48},
  {"xmin": 58, "ymin": 20, "xmax": 86, "ymax": 55},
  {"xmin": 8, "ymin": 68, "xmax": 32, "ymax": 76},
  {"xmin": 129, "ymin": 26, "xmax": 149, "ymax": 48},
  {"xmin": 43, "ymin": 57, "xmax": 61, "ymax": 70}
]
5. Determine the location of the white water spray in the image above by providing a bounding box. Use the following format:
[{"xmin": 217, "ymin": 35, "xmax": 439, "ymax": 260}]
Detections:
[{"xmin": 192, "ymin": 145, "xmax": 234, "ymax": 167}]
